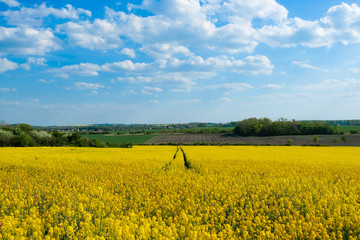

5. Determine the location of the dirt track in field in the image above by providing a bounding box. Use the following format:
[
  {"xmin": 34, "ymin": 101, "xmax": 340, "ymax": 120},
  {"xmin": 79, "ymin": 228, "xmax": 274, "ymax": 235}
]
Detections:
[{"xmin": 145, "ymin": 133, "xmax": 360, "ymax": 146}]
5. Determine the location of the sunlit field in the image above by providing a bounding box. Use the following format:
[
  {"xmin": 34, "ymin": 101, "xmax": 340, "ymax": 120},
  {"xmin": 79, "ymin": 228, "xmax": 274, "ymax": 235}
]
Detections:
[{"xmin": 0, "ymin": 146, "xmax": 359, "ymax": 239}]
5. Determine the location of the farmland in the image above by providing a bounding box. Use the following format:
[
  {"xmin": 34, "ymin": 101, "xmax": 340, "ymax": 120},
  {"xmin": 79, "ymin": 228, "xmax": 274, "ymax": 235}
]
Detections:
[
  {"xmin": 0, "ymin": 146, "xmax": 360, "ymax": 239},
  {"xmin": 82, "ymin": 133, "xmax": 157, "ymax": 145},
  {"xmin": 83, "ymin": 132, "xmax": 360, "ymax": 146}
]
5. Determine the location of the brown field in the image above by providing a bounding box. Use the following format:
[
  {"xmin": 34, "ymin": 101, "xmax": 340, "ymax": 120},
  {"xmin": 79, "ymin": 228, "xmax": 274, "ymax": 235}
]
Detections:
[{"xmin": 145, "ymin": 133, "xmax": 360, "ymax": 146}]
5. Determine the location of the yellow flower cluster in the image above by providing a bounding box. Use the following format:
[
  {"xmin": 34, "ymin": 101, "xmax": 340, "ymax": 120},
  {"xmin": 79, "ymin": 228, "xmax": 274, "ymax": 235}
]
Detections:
[{"xmin": 0, "ymin": 146, "xmax": 359, "ymax": 239}]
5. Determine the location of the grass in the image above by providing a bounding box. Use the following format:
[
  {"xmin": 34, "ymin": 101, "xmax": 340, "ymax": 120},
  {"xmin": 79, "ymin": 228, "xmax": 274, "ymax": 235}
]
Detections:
[
  {"xmin": 337, "ymin": 125, "xmax": 360, "ymax": 133},
  {"xmin": 83, "ymin": 134, "xmax": 157, "ymax": 145}
]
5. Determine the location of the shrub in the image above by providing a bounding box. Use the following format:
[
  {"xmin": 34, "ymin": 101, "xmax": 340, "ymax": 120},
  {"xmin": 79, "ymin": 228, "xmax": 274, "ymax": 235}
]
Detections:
[
  {"xmin": 11, "ymin": 133, "xmax": 35, "ymax": 147},
  {"xmin": 30, "ymin": 130, "xmax": 53, "ymax": 146},
  {"xmin": 0, "ymin": 129, "xmax": 14, "ymax": 147}
]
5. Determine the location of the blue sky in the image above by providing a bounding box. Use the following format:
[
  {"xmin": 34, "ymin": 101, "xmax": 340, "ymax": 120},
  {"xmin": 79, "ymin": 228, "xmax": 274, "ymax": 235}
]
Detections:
[{"xmin": 1, "ymin": 0, "xmax": 360, "ymax": 125}]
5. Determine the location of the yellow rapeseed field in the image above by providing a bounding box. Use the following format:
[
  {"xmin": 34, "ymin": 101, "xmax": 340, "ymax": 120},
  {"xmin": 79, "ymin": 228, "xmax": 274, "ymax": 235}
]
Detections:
[{"xmin": 0, "ymin": 146, "xmax": 359, "ymax": 239}]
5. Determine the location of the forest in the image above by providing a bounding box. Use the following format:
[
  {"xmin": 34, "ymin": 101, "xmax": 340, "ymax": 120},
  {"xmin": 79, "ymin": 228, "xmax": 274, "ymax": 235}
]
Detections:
[
  {"xmin": 233, "ymin": 118, "xmax": 336, "ymax": 136},
  {"xmin": 0, "ymin": 124, "xmax": 132, "ymax": 148}
]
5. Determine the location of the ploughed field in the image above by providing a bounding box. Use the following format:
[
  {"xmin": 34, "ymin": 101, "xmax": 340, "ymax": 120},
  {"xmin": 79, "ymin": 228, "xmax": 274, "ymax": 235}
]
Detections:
[
  {"xmin": 146, "ymin": 133, "xmax": 360, "ymax": 146},
  {"xmin": 0, "ymin": 146, "xmax": 360, "ymax": 239}
]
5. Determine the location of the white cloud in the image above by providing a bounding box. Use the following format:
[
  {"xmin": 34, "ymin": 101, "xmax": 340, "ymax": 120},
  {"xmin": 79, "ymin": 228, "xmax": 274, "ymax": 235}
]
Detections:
[
  {"xmin": 169, "ymin": 88, "xmax": 189, "ymax": 93},
  {"xmin": 213, "ymin": 0, "xmax": 288, "ymax": 22},
  {"xmin": 239, "ymin": 55, "xmax": 274, "ymax": 75},
  {"xmin": 173, "ymin": 99, "xmax": 202, "ymax": 104},
  {"xmin": 140, "ymin": 42, "xmax": 192, "ymax": 59},
  {"xmin": 252, "ymin": 92, "xmax": 311, "ymax": 103},
  {"xmin": 3, "ymin": 1, "xmax": 360, "ymax": 61},
  {"xmin": 38, "ymin": 79, "xmax": 55, "ymax": 83},
  {"xmin": 57, "ymin": 19, "xmax": 122, "ymax": 50},
  {"xmin": 260, "ymin": 3, "xmax": 360, "ymax": 49},
  {"xmin": 163, "ymin": 55, "xmax": 273, "ymax": 75},
  {"xmin": 349, "ymin": 67, "xmax": 360, "ymax": 73},
  {"xmin": 118, "ymin": 71, "xmax": 216, "ymax": 91},
  {"xmin": 121, "ymin": 48, "xmax": 136, "ymax": 58},
  {"xmin": 105, "ymin": 60, "xmax": 147, "ymax": 71},
  {"xmin": 292, "ymin": 61, "xmax": 320, "ymax": 70},
  {"xmin": 1, "ymin": 3, "xmax": 91, "ymax": 27},
  {"xmin": 0, "ymin": 0, "xmax": 20, "ymax": 7},
  {"xmin": 20, "ymin": 57, "xmax": 46, "ymax": 70},
  {"xmin": 157, "ymin": 71, "xmax": 217, "ymax": 90},
  {"xmin": 206, "ymin": 83, "xmax": 252, "ymax": 91},
  {"xmin": 141, "ymin": 86, "xmax": 163, "ymax": 95},
  {"xmin": 149, "ymin": 100, "xmax": 159, "ymax": 104},
  {"xmin": 0, "ymin": 27, "xmax": 61, "ymax": 55},
  {"xmin": 74, "ymin": 82, "xmax": 104, "ymax": 90},
  {"xmin": 0, "ymin": 87, "xmax": 16, "ymax": 91},
  {"xmin": 0, "ymin": 58, "xmax": 17, "ymax": 72},
  {"xmin": 117, "ymin": 76, "xmax": 153, "ymax": 83},
  {"xmin": 298, "ymin": 79, "xmax": 360, "ymax": 91},
  {"xmin": 50, "ymin": 60, "xmax": 147, "ymax": 78},
  {"xmin": 102, "ymin": 1, "xmax": 360, "ymax": 54},
  {"xmin": 51, "ymin": 63, "xmax": 103, "ymax": 78},
  {"xmin": 103, "ymin": 0, "xmax": 286, "ymax": 54},
  {"xmin": 260, "ymin": 83, "xmax": 285, "ymax": 89},
  {"xmin": 219, "ymin": 97, "xmax": 231, "ymax": 102}
]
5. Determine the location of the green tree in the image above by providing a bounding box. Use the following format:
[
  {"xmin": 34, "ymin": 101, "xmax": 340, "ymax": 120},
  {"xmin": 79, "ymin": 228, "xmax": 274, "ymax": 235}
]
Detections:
[
  {"xmin": 11, "ymin": 133, "xmax": 35, "ymax": 147},
  {"xmin": 17, "ymin": 124, "xmax": 33, "ymax": 133}
]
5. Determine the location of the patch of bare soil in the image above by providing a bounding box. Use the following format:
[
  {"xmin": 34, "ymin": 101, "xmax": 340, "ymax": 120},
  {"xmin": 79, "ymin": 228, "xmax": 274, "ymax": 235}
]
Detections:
[{"xmin": 145, "ymin": 133, "xmax": 360, "ymax": 146}]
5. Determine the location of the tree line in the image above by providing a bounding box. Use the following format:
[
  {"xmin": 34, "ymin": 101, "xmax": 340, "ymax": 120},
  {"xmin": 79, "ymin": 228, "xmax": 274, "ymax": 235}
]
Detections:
[
  {"xmin": 0, "ymin": 124, "xmax": 132, "ymax": 148},
  {"xmin": 233, "ymin": 118, "xmax": 336, "ymax": 137}
]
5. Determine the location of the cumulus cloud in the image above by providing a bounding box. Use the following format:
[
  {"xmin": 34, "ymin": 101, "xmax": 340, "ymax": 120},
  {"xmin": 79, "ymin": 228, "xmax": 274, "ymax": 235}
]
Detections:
[
  {"xmin": 260, "ymin": 3, "xmax": 360, "ymax": 48},
  {"xmin": 38, "ymin": 79, "xmax": 55, "ymax": 84},
  {"xmin": 292, "ymin": 61, "xmax": 320, "ymax": 70},
  {"xmin": 173, "ymin": 99, "xmax": 202, "ymax": 104},
  {"xmin": 0, "ymin": 27, "xmax": 61, "ymax": 55},
  {"xmin": 57, "ymin": 19, "xmax": 122, "ymax": 50},
  {"xmin": 141, "ymin": 86, "xmax": 163, "ymax": 95},
  {"xmin": 20, "ymin": 57, "xmax": 46, "ymax": 70},
  {"xmin": 108, "ymin": 1, "xmax": 360, "ymax": 53},
  {"xmin": 298, "ymin": 79, "xmax": 360, "ymax": 91},
  {"xmin": 117, "ymin": 76, "xmax": 153, "ymax": 83},
  {"xmin": 164, "ymin": 55, "xmax": 273, "ymax": 75},
  {"xmin": 50, "ymin": 60, "xmax": 148, "ymax": 78},
  {"xmin": 0, "ymin": 87, "xmax": 16, "ymax": 91},
  {"xmin": 3, "ymin": 1, "xmax": 360, "ymax": 59},
  {"xmin": 252, "ymin": 92, "xmax": 311, "ymax": 103},
  {"xmin": 219, "ymin": 97, "xmax": 231, "ymax": 102},
  {"xmin": 51, "ymin": 63, "xmax": 103, "ymax": 78},
  {"xmin": 74, "ymin": 82, "xmax": 104, "ymax": 90},
  {"xmin": 103, "ymin": 0, "xmax": 283, "ymax": 54},
  {"xmin": 0, "ymin": 58, "xmax": 17, "ymax": 72},
  {"xmin": 121, "ymin": 48, "xmax": 136, "ymax": 58},
  {"xmin": 104, "ymin": 60, "xmax": 147, "ymax": 71},
  {"xmin": 118, "ymin": 71, "xmax": 216, "ymax": 91},
  {"xmin": 206, "ymin": 83, "xmax": 252, "ymax": 91},
  {"xmin": 140, "ymin": 43, "xmax": 192, "ymax": 59},
  {"xmin": 260, "ymin": 83, "xmax": 285, "ymax": 89},
  {"xmin": 349, "ymin": 67, "xmax": 360, "ymax": 73},
  {"xmin": 0, "ymin": 0, "xmax": 20, "ymax": 7},
  {"xmin": 1, "ymin": 3, "xmax": 91, "ymax": 27},
  {"xmin": 101, "ymin": 1, "xmax": 360, "ymax": 55}
]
